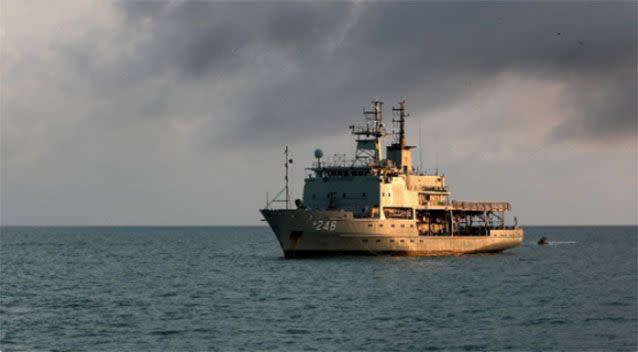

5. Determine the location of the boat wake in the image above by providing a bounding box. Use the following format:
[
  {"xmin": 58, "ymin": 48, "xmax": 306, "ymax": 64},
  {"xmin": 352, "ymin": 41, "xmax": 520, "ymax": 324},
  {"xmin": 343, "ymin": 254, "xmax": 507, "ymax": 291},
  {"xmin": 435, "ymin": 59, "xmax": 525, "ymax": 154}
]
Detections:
[
  {"xmin": 548, "ymin": 241, "xmax": 577, "ymax": 245},
  {"xmin": 529, "ymin": 241, "xmax": 577, "ymax": 246}
]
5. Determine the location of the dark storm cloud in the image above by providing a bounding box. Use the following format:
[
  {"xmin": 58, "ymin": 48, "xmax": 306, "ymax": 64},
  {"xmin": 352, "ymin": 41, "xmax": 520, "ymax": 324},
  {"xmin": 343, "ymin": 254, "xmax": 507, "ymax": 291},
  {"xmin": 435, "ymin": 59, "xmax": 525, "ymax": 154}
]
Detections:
[
  {"xmin": 115, "ymin": 1, "xmax": 354, "ymax": 78},
  {"xmin": 551, "ymin": 71, "xmax": 638, "ymax": 143},
  {"xmin": 88, "ymin": 1, "xmax": 637, "ymax": 146}
]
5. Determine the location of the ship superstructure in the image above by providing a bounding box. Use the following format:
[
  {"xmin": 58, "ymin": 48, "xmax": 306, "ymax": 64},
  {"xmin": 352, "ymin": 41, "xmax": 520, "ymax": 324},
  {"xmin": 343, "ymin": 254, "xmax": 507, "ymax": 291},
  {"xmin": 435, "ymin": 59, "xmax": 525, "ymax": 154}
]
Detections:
[{"xmin": 261, "ymin": 100, "xmax": 523, "ymax": 257}]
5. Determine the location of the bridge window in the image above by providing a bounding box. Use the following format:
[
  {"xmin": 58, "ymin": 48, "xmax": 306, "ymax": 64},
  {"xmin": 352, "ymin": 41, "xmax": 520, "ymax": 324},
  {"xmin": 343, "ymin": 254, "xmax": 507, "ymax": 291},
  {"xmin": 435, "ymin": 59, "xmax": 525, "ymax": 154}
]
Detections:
[{"xmin": 383, "ymin": 207, "xmax": 413, "ymax": 219}]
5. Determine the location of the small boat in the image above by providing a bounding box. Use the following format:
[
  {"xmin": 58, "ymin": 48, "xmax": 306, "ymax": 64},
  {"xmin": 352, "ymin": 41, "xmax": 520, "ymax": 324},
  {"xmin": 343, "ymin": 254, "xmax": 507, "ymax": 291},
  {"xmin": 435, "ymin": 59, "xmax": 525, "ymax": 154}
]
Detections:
[{"xmin": 538, "ymin": 236, "xmax": 549, "ymax": 245}]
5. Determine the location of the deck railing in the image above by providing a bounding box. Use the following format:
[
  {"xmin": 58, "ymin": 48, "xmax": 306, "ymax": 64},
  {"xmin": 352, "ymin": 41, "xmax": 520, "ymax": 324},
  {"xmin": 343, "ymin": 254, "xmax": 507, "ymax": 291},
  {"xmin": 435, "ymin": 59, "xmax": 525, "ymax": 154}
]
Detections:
[{"xmin": 450, "ymin": 201, "xmax": 511, "ymax": 212}]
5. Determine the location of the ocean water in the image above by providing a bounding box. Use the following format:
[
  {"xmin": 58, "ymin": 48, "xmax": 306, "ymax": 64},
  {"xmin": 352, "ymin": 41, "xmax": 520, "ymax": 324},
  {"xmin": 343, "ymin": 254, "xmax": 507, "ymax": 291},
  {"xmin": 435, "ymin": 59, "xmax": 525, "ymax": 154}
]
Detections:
[{"xmin": 1, "ymin": 226, "xmax": 636, "ymax": 351}]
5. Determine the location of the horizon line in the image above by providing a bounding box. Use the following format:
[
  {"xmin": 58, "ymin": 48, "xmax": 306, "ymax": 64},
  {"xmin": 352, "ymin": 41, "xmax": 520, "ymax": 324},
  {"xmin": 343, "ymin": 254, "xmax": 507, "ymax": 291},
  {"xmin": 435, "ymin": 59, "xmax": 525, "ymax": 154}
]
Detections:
[{"xmin": 1, "ymin": 224, "xmax": 637, "ymax": 228}]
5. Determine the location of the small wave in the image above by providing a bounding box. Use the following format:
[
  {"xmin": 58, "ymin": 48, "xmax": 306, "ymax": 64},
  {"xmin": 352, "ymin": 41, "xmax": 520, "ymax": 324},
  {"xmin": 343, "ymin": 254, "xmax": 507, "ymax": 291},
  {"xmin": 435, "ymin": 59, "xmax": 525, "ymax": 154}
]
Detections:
[
  {"xmin": 150, "ymin": 330, "xmax": 184, "ymax": 336},
  {"xmin": 372, "ymin": 316, "xmax": 393, "ymax": 322},
  {"xmin": 3, "ymin": 306, "xmax": 32, "ymax": 315},
  {"xmin": 461, "ymin": 344, "xmax": 488, "ymax": 351},
  {"xmin": 284, "ymin": 328, "xmax": 310, "ymax": 335},
  {"xmin": 585, "ymin": 316, "xmax": 629, "ymax": 323}
]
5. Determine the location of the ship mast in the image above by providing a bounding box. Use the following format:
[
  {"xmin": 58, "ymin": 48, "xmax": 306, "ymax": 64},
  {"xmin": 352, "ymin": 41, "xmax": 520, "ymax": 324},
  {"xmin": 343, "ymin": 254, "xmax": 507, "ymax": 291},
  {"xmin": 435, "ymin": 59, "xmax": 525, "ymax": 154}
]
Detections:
[
  {"xmin": 351, "ymin": 100, "xmax": 386, "ymax": 163},
  {"xmin": 387, "ymin": 100, "xmax": 414, "ymax": 173},
  {"xmin": 264, "ymin": 146, "xmax": 292, "ymax": 209},
  {"xmin": 392, "ymin": 100, "xmax": 408, "ymax": 148},
  {"xmin": 284, "ymin": 146, "xmax": 291, "ymax": 209}
]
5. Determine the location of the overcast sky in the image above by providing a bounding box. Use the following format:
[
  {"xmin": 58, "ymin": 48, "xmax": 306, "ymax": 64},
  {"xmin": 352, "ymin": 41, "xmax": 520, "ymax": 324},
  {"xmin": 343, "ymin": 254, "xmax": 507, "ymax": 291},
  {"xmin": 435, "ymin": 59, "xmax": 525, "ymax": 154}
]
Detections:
[{"xmin": 1, "ymin": 0, "xmax": 636, "ymax": 225}]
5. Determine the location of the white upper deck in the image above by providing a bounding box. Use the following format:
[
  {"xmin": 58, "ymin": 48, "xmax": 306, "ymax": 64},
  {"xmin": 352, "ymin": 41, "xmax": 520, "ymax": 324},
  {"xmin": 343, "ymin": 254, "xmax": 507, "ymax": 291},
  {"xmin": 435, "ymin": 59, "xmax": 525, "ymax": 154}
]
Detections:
[{"xmin": 300, "ymin": 100, "xmax": 510, "ymax": 218}]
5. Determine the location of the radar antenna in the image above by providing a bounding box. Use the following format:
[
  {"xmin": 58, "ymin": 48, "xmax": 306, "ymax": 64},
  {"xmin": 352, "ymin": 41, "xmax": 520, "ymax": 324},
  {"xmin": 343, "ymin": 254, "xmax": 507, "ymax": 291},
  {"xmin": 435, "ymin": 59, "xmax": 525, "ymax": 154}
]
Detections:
[{"xmin": 350, "ymin": 100, "xmax": 386, "ymax": 163}]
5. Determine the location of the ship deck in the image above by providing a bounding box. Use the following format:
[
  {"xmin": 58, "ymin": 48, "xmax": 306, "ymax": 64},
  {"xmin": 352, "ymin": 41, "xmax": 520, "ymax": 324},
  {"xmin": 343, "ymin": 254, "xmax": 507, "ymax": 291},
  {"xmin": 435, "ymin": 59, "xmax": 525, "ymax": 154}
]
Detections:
[{"xmin": 450, "ymin": 201, "xmax": 511, "ymax": 212}]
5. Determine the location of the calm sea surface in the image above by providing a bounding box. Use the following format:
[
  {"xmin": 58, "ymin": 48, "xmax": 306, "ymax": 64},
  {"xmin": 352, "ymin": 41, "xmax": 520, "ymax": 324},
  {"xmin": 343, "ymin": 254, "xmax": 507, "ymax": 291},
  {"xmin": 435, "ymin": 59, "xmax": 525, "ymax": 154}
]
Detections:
[{"xmin": 1, "ymin": 226, "xmax": 636, "ymax": 351}]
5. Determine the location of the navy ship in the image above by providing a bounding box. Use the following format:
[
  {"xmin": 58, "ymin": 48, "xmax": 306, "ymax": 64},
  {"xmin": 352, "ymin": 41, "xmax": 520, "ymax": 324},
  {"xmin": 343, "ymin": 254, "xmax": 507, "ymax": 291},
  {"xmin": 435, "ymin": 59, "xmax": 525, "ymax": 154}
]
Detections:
[{"xmin": 261, "ymin": 100, "xmax": 523, "ymax": 258}]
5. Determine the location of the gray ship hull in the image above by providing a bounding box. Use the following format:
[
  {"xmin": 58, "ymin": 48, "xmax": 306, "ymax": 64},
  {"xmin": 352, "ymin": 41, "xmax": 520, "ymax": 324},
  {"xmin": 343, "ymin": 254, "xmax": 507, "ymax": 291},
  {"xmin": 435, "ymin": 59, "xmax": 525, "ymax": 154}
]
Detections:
[{"xmin": 261, "ymin": 209, "xmax": 524, "ymax": 258}]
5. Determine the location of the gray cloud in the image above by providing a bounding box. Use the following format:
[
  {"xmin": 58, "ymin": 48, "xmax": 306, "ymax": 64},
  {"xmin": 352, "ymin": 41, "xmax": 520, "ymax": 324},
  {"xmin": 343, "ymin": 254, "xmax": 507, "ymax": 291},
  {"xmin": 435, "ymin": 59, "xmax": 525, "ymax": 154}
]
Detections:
[
  {"xmin": 96, "ymin": 1, "xmax": 636, "ymax": 147},
  {"xmin": 551, "ymin": 69, "xmax": 637, "ymax": 143},
  {"xmin": 114, "ymin": 2, "xmax": 355, "ymax": 78}
]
